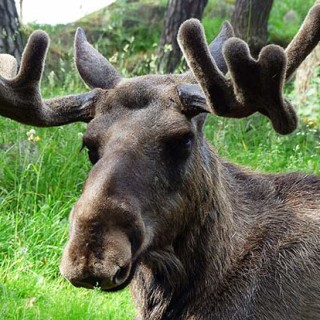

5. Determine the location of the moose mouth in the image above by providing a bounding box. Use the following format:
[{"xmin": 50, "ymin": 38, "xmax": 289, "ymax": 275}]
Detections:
[{"xmin": 70, "ymin": 259, "xmax": 139, "ymax": 292}]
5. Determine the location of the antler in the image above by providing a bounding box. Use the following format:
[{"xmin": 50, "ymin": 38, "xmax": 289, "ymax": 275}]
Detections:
[
  {"xmin": 182, "ymin": 21, "xmax": 234, "ymax": 84},
  {"xmin": 178, "ymin": 4, "xmax": 320, "ymax": 135},
  {"xmin": 0, "ymin": 28, "xmax": 121, "ymax": 127},
  {"xmin": 286, "ymin": 4, "xmax": 320, "ymax": 79}
]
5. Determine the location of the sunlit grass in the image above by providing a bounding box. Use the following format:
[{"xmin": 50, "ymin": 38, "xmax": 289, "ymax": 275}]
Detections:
[
  {"xmin": 1, "ymin": 276, "xmax": 133, "ymax": 320},
  {"xmin": 206, "ymin": 115, "xmax": 320, "ymax": 174},
  {"xmin": 0, "ymin": 121, "xmax": 135, "ymax": 319}
]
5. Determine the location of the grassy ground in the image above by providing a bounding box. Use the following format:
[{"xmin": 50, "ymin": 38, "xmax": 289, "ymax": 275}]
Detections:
[
  {"xmin": 0, "ymin": 120, "xmax": 135, "ymax": 319},
  {"xmin": 1, "ymin": 0, "xmax": 320, "ymax": 319}
]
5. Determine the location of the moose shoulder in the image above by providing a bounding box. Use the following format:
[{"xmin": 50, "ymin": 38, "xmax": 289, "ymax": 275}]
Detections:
[{"xmin": 1, "ymin": 4, "xmax": 320, "ymax": 320}]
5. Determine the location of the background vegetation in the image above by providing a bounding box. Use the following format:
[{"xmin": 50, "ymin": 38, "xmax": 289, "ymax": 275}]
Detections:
[{"xmin": 1, "ymin": 0, "xmax": 320, "ymax": 319}]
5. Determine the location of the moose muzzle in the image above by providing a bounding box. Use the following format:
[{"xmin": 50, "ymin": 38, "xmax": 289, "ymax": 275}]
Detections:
[
  {"xmin": 59, "ymin": 135, "xmax": 151, "ymax": 291},
  {"xmin": 60, "ymin": 223, "xmax": 134, "ymax": 290},
  {"xmin": 59, "ymin": 163, "xmax": 146, "ymax": 290}
]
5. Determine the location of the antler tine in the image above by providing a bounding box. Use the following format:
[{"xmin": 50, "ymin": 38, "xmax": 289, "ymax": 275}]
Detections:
[
  {"xmin": 75, "ymin": 27, "xmax": 122, "ymax": 89},
  {"xmin": 286, "ymin": 4, "xmax": 320, "ymax": 80},
  {"xmin": 178, "ymin": 19, "xmax": 233, "ymax": 115},
  {"xmin": 0, "ymin": 30, "xmax": 100, "ymax": 127},
  {"xmin": 12, "ymin": 30, "xmax": 48, "ymax": 86},
  {"xmin": 178, "ymin": 19, "xmax": 298, "ymax": 135},
  {"xmin": 208, "ymin": 21, "xmax": 234, "ymax": 74},
  {"xmin": 181, "ymin": 21, "xmax": 234, "ymax": 83}
]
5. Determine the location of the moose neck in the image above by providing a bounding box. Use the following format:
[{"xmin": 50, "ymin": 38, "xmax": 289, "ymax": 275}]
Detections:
[{"xmin": 130, "ymin": 141, "xmax": 242, "ymax": 319}]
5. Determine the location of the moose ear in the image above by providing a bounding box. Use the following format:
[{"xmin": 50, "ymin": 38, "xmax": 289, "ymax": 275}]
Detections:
[
  {"xmin": 177, "ymin": 84, "xmax": 210, "ymax": 118},
  {"xmin": 75, "ymin": 28, "xmax": 122, "ymax": 89}
]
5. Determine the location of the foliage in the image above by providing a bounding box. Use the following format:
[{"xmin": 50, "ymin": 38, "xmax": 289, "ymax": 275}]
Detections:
[
  {"xmin": 269, "ymin": 0, "xmax": 316, "ymax": 45},
  {"xmin": 203, "ymin": 0, "xmax": 316, "ymax": 45},
  {"xmin": 21, "ymin": 0, "xmax": 319, "ymax": 86}
]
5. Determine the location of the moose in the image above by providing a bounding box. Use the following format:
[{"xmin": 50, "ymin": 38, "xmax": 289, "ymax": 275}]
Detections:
[{"xmin": 1, "ymin": 3, "xmax": 320, "ymax": 319}]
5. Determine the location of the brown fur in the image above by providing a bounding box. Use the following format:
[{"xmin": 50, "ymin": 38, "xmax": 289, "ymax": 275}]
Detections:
[{"xmin": 58, "ymin": 74, "xmax": 320, "ymax": 319}]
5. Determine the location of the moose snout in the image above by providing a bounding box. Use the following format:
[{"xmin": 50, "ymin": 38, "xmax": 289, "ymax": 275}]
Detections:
[
  {"xmin": 60, "ymin": 226, "xmax": 135, "ymax": 291},
  {"xmin": 60, "ymin": 159, "xmax": 147, "ymax": 291}
]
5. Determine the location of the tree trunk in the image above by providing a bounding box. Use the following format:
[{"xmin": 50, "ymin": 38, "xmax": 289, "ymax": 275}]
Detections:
[
  {"xmin": 295, "ymin": 44, "xmax": 320, "ymax": 104},
  {"xmin": 158, "ymin": 0, "xmax": 208, "ymax": 73},
  {"xmin": 0, "ymin": 0, "xmax": 24, "ymax": 62},
  {"xmin": 231, "ymin": 0, "xmax": 273, "ymax": 57}
]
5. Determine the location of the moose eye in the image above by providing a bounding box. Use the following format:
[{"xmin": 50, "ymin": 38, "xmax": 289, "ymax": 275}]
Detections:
[{"xmin": 164, "ymin": 132, "xmax": 194, "ymax": 162}]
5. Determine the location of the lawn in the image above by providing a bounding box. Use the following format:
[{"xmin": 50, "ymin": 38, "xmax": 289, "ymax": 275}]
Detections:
[{"xmin": 0, "ymin": 121, "xmax": 135, "ymax": 319}]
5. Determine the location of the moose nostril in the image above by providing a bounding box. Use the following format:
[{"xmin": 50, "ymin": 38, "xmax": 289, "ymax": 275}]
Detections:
[{"xmin": 113, "ymin": 264, "xmax": 131, "ymax": 285}]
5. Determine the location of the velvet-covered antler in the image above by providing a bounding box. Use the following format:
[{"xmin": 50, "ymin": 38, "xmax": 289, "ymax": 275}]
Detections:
[
  {"xmin": 75, "ymin": 28, "xmax": 122, "ymax": 89},
  {"xmin": 0, "ymin": 31, "xmax": 99, "ymax": 126},
  {"xmin": 286, "ymin": 4, "xmax": 320, "ymax": 80},
  {"xmin": 178, "ymin": 4, "xmax": 320, "ymax": 135},
  {"xmin": 0, "ymin": 28, "xmax": 123, "ymax": 127}
]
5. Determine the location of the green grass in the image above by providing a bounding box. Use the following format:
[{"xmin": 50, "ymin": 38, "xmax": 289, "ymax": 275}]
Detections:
[
  {"xmin": 0, "ymin": 120, "xmax": 135, "ymax": 319},
  {"xmin": 206, "ymin": 116, "xmax": 320, "ymax": 174},
  {"xmin": 1, "ymin": 276, "xmax": 133, "ymax": 320}
]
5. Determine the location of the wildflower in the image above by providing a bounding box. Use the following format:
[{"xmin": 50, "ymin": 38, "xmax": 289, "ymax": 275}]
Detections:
[{"xmin": 26, "ymin": 129, "xmax": 40, "ymax": 143}]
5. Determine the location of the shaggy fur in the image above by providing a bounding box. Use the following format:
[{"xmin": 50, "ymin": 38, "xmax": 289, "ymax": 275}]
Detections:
[{"xmin": 131, "ymin": 157, "xmax": 320, "ymax": 320}]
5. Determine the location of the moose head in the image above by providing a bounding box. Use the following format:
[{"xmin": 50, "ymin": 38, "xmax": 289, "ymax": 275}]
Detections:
[{"xmin": 0, "ymin": 3, "xmax": 320, "ymax": 298}]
